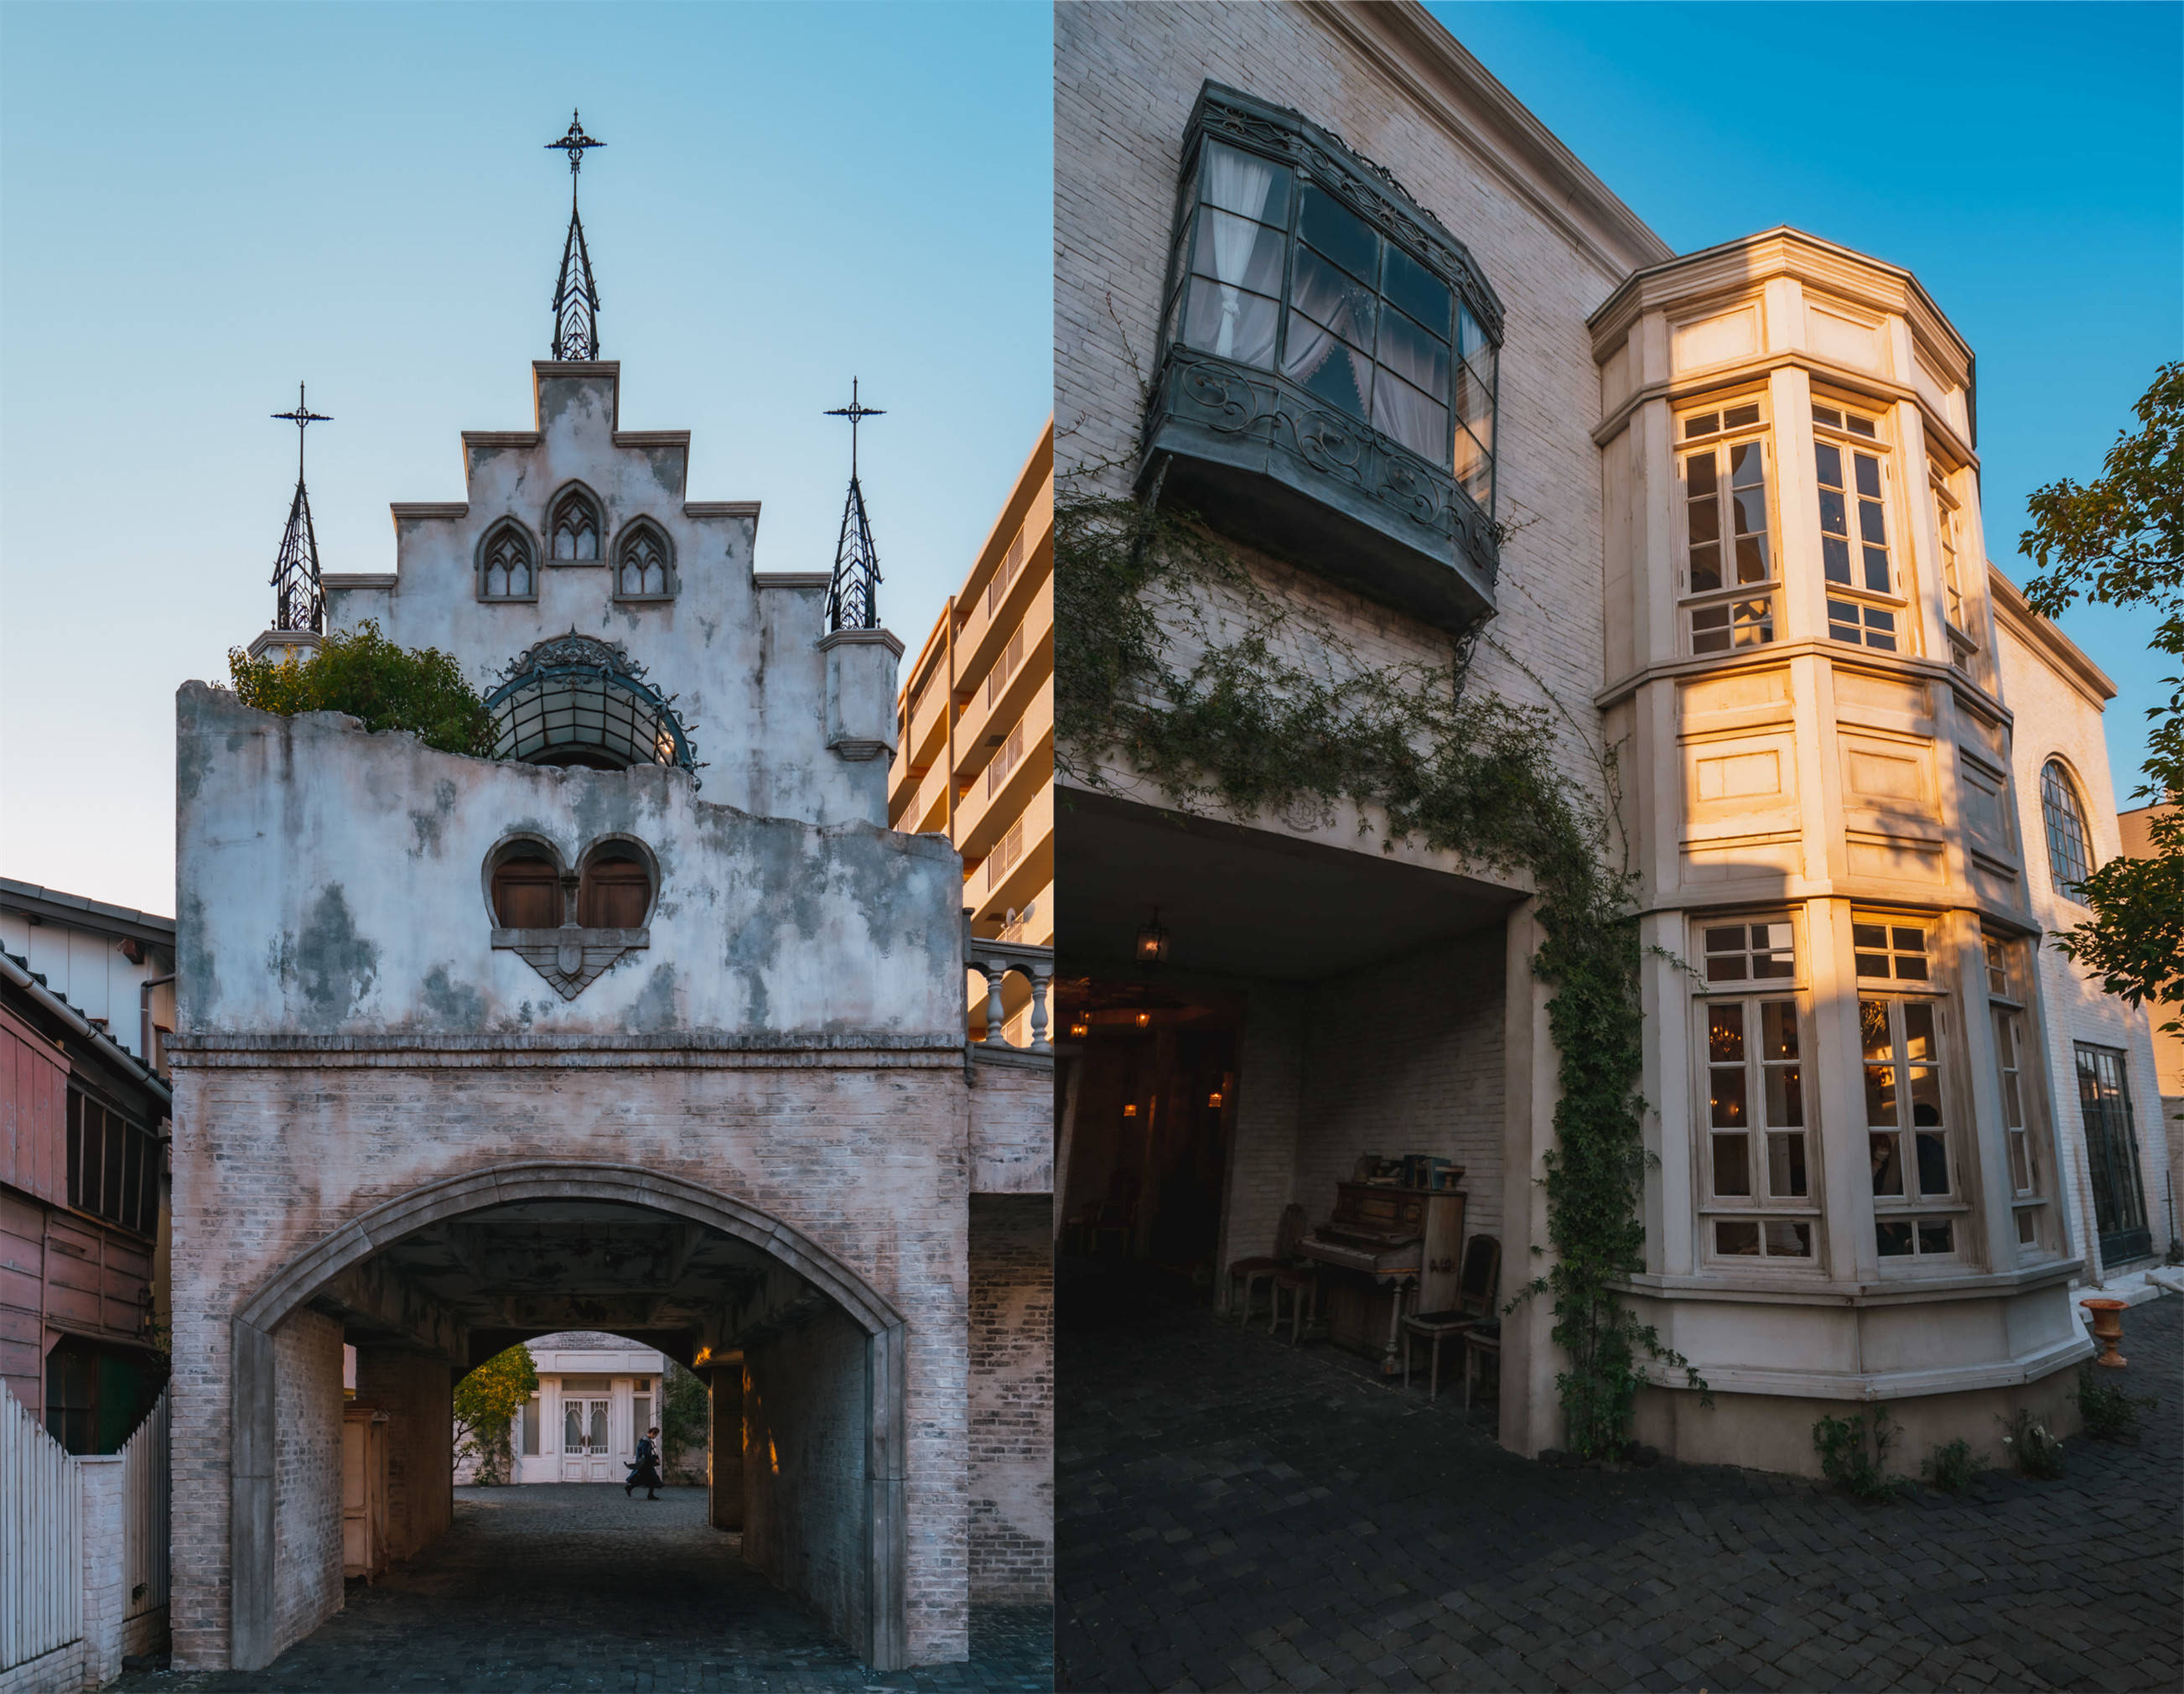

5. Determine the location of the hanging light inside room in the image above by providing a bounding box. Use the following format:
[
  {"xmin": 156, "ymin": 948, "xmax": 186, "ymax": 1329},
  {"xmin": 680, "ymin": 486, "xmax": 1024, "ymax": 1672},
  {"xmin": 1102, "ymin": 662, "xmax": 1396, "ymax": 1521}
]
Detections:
[{"xmin": 1134, "ymin": 907, "xmax": 1170, "ymax": 967}]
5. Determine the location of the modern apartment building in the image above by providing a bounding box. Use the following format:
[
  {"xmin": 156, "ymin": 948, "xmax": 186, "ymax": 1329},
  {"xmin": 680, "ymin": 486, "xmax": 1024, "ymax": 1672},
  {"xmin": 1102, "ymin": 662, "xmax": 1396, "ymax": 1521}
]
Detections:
[{"xmin": 890, "ymin": 420, "xmax": 1056, "ymax": 1046}]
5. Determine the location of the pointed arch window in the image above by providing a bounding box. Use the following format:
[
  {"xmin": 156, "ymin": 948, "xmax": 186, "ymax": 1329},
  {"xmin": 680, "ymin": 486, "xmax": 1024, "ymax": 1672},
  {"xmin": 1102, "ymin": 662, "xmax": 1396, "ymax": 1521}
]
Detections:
[
  {"xmin": 549, "ymin": 485, "xmax": 604, "ymax": 563},
  {"xmin": 480, "ymin": 521, "xmax": 537, "ymax": 600},
  {"xmin": 615, "ymin": 519, "xmax": 674, "ymax": 600}
]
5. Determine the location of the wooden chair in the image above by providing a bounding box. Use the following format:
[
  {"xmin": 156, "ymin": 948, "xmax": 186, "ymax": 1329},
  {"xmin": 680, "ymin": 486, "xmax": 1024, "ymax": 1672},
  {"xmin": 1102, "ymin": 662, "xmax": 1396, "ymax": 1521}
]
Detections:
[
  {"xmin": 1269, "ymin": 1255, "xmax": 1316, "ymax": 1343},
  {"xmin": 1400, "ymin": 1234, "xmax": 1500, "ymax": 1400},
  {"xmin": 1463, "ymin": 1323, "xmax": 1501, "ymax": 1411},
  {"xmin": 1227, "ymin": 1203, "xmax": 1306, "ymax": 1325}
]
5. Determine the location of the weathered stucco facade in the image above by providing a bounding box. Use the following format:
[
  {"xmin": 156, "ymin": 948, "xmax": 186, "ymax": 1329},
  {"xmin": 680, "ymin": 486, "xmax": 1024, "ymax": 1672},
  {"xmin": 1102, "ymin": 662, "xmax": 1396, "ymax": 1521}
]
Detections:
[{"xmin": 169, "ymin": 361, "xmax": 1050, "ymax": 1673}]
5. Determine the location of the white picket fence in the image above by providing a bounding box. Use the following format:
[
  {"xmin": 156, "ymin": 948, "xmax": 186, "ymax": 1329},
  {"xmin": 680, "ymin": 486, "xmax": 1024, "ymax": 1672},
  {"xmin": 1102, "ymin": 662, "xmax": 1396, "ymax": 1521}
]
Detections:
[
  {"xmin": 0, "ymin": 1387, "xmax": 80, "ymax": 1675},
  {"xmin": 120, "ymin": 1390, "xmax": 170, "ymax": 1619}
]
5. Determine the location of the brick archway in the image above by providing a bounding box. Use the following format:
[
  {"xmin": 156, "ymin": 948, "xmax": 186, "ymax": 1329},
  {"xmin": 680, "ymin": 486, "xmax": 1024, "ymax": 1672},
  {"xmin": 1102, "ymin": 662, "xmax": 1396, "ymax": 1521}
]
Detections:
[{"xmin": 228, "ymin": 1161, "xmax": 910, "ymax": 1671}]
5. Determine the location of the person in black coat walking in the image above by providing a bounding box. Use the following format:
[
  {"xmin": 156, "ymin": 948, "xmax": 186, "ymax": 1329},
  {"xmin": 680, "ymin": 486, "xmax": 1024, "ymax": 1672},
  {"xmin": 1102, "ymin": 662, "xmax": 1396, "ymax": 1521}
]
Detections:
[{"xmin": 625, "ymin": 1426, "xmax": 665, "ymax": 1499}]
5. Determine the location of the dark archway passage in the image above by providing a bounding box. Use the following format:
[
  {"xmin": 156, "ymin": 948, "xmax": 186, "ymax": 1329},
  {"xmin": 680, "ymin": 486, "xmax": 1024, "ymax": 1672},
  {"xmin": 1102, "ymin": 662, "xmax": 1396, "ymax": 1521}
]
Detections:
[
  {"xmin": 229, "ymin": 1164, "xmax": 910, "ymax": 1673},
  {"xmin": 117, "ymin": 1483, "xmax": 1053, "ymax": 1692}
]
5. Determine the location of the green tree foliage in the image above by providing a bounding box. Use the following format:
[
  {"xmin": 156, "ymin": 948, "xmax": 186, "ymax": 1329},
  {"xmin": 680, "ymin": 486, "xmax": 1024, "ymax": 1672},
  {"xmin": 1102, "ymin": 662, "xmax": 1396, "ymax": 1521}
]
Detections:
[
  {"xmin": 228, "ymin": 619, "xmax": 496, "ymax": 757},
  {"xmin": 2021, "ymin": 362, "xmax": 2184, "ymax": 1037},
  {"xmin": 1056, "ymin": 486, "xmax": 1704, "ymax": 1458},
  {"xmin": 660, "ymin": 1359, "xmax": 710, "ymax": 1471},
  {"xmin": 453, "ymin": 1343, "xmax": 539, "ymax": 1484}
]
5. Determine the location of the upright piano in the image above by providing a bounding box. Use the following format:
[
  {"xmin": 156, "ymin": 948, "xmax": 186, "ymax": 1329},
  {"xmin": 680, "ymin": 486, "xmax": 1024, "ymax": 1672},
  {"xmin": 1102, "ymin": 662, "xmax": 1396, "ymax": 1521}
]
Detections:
[{"xmin": 1298, "ymin": 1179, "xmax": 1466, "ymax": 1373}]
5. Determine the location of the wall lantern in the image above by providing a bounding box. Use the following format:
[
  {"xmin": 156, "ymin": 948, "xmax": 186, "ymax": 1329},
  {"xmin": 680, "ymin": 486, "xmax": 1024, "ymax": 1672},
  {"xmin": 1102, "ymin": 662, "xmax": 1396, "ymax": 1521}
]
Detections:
[
  {"xmin": 1068, "ymin": 1016, "xmax": 1091, "ymax": 1039},
  {"xmin": 1208, "ymin": 1091, "xmax": 1224, "ymax": 1109},
  {"xmin": 1134, "ymin": 907, "xmax": 1170, "ymax": 967},
  {"xmin": 1122, "ymin": 1103, "xmax": 1139, "ymax": 1117},
  {"xmin": 1135, "ymin": 1011, "xmax": 1151, "ymax": 1028}
]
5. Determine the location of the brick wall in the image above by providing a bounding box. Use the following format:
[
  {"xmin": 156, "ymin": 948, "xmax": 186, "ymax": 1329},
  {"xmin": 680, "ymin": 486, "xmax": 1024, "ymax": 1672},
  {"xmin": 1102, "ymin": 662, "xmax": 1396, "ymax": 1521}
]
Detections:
[
  {"xmin": 740, "ymin": 1307, "xmax": 871, "ymax": 1653},
  {"xmin": 1295, "ymin": 928, "xmax": 1508, "ymax": 1253},
  {"xmin": 167, "ymin": 1054, "xmax": 973, "ymax": 1668},
  {"xmin": 967, "ymin": 1195, "xmax": 1052, "ymax": 1601},
  {"xmin": 1056, "ymin": 0, "xmax": 1628, "ymax": 829},
  {"xmin": 353, "ymin": 1348, "xmax": 452, "ymax": 1561},
  {"xmin": 270, "ymin": 1307, "xmax": 343, "ymax": 1660},
  {"xmin": 1216, "ymin": 984, "xmax": 1307, "ymax": 1290}
]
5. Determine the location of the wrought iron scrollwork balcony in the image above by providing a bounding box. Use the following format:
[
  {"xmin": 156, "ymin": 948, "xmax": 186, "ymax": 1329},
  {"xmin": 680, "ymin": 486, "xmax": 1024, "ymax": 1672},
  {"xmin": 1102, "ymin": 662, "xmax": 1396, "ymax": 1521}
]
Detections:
[{"xmin": 1141, "ymin": 345, "xmax": 1498, "ymax": 632}]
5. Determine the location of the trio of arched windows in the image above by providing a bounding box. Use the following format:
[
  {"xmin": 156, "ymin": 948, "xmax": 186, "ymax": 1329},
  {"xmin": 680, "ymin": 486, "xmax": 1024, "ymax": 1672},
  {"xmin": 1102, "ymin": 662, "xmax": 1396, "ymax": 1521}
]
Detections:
[{"xmin": 479, "ymin": 484, "xmax": 675, "ymax": 602}]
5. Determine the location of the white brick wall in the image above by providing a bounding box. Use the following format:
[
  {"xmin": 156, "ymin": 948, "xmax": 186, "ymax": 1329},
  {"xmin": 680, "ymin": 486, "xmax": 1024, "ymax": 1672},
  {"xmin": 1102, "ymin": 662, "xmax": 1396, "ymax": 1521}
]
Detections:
[
  {"xmin": 1996, "ymin": 617, "xmax": 2177, "ymax": 1273},
  {"xmin": 270, "ymin": 1309, "xmax": 343, "ymax": 1660}
]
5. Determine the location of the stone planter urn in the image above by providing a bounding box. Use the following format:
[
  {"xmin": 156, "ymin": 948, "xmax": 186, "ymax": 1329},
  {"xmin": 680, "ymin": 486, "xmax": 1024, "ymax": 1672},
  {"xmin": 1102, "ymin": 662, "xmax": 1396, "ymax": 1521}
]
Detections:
[{"xmin": 2081, "ymin": 1297, "xmax": 2130, "ymax": 1368}]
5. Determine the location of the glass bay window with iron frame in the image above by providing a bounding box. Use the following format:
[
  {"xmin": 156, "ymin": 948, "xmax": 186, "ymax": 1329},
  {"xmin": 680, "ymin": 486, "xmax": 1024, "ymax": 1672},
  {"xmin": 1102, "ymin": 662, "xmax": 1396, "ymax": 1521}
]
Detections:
[
  {"xmin": 1161, "ymin": 134, "xmax": 1501, "ymax": 511},
  {"xmin": 1141, "ymin": 88, "xmax": 1507, "ymax": 634},
  {"xmin": 1696, "ymin": 919, "xmax": 1820, "ymax": 1264}
]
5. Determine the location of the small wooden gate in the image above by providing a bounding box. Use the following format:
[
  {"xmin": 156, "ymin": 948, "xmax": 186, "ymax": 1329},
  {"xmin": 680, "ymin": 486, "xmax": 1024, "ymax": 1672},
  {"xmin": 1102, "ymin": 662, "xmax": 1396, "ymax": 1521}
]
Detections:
[
  {"xmin": 120, "ymin": 1388, "xmax": 170, "ymax": 1619},
  {"xmin": 0, "ymin": 1385, "xmax": 81, "ymax": 1673}
]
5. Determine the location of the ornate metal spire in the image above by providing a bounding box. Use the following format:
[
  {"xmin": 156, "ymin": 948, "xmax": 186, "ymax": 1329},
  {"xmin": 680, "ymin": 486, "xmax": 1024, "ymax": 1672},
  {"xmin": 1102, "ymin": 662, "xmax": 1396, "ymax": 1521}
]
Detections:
[
  {"xmin": 268, "ymin": 382, "xmax": 330, "ymax": 635},
  {"xmin": 825, "ymin": 379, "xmax": 886, "ymax": 633},
  {"xmin": 546, "ymin": 110, "xmax": 604, "ymax": 360}
]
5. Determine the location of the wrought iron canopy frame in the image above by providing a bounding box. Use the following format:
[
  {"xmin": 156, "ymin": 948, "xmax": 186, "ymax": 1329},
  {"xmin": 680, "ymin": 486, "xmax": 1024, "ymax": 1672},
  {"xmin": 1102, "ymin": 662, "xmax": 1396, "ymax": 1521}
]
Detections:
[
  {"xmin": 1138, "ymin": 82, "xmax": 1504, "ymax": 633},
  {"xmin": 485, "ymin": 630, "xmax": 698, "ymax": 781}
]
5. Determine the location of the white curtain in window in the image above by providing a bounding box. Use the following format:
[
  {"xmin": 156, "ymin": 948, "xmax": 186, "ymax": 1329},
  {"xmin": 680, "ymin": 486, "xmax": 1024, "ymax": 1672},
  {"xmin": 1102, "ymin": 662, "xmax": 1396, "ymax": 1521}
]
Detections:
[
  {"xmin": 1281, "ymin": 260, "xmax": 1373, "ymax": 411},
  {"xmin": 1206, "ymin": 147, "xmax": 1275, "ymax": 361},
  {"xmin": 1373, "ymin": 322, "xmax": 1447, "ymax": 461}
]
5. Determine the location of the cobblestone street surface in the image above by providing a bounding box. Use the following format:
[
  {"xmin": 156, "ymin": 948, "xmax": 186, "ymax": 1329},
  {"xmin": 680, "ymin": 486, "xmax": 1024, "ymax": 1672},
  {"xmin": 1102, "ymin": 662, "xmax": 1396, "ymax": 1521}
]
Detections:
[
  {"xmin": 117, "ymin": 1484, "xmax": 1051, "ymax": 1693},
  {"xmin": 1057, "ymin": 1265, "xmax": 2182, "ymax": 1693}
]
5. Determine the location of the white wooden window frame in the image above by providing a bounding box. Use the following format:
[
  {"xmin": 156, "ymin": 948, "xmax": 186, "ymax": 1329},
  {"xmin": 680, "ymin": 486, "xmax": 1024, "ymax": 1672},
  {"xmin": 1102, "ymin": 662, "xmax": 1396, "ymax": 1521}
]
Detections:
[
  {"xmin": 1813, "ymin": 404, "xmax": 1916, "ymax": 656},
  {"xmin": 1694, "ymin": 914, "xmax": 1823, "ymax": 1267},
  {"xmin": 1677, "ymin": 401, "xmax": 1779, "ymax": 658}
]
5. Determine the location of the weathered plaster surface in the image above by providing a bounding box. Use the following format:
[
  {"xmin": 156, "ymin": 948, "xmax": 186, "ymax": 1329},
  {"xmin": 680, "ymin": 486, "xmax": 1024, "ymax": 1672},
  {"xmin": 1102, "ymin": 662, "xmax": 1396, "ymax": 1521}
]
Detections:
[
  {"xmin": 322, "ymin": 366, "xmax": 894, "ymax": 829},
  {"xmin": 176, "ymin": 685, "xmax": 962, "ymax": 1041}
]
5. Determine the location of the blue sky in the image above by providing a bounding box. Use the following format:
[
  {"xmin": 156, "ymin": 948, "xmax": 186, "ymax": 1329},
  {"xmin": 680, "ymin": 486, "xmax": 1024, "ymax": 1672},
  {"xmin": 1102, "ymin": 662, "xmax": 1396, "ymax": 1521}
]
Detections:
[
  {"xmin": 0, "ymin": 0, "xmax": 1050, "ymax": 913},
  {"xmin": 1427, "ymin": 0, "xmax": 2183, "ymax": 810}
]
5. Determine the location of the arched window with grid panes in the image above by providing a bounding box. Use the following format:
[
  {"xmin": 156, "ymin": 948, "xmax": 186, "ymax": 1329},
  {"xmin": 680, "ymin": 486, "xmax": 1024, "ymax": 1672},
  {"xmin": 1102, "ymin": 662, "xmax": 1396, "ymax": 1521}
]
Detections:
[
  {"xmin": 614, "ymin": 517, "xmax": 673, "ymax": 600},
  {"xmin": 2040, "ymin": 760, "xmax": 2093, "ymax": 898},
  {"xmin": 479, "ymin": 519, "xmax": 537, "ymax": 600},
  {"xmin": 548, "ymin": 484, "xmax": 604, "ymax": 563}
]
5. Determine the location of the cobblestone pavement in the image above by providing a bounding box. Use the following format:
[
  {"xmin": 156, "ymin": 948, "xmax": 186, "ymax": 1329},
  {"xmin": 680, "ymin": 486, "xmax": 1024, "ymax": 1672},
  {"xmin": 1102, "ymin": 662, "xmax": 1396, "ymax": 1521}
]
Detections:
[
  {"xmin": 1056, "ymin": 1263, "xmax": 2182, "ymax": 1693},
  {"xmin": 117, "ymin": 1484, "xmax": 1052, "ymax": 1693}
]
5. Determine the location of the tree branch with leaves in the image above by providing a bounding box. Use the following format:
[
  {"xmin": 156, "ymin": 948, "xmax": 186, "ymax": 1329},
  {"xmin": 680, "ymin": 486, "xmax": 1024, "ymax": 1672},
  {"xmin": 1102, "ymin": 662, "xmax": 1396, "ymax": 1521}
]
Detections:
[{"xmin": 2020, "ymin": 361, "xmax": 2184, "ymax": 1039}]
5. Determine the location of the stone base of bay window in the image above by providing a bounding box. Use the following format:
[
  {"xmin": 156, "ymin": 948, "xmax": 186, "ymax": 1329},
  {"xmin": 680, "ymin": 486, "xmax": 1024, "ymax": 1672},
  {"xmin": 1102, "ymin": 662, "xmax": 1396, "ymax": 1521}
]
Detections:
[{"xmin": 1616, "ymin": 1268, "xmax": 2097, "ymax": 1478}]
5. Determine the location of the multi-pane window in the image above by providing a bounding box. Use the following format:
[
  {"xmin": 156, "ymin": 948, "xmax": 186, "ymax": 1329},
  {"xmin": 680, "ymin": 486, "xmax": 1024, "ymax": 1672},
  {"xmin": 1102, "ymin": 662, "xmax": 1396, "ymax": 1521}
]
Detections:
[
  {"xmin": 2076, "ymin": 1043, "xmax": 2150, "ymax": 1263},
  {"xmin": 1929, "ymin": 464, "xmax": 1971, "ymax": 659},
  {"xmin": 1862, "ymin": 992, "xmax": 1959, "ymax": 1258},
  {"xmin": 1699, "ymin": 919, "xmax": 1815, "ymax": 1261},
  {"xmin": 481, "ymin": 524, "xmax": 535, "ymax": 600},
  {"xmin": 2040, "ymin": 761, "xmax": 2093, "ymax": 897},
  {"xmin": 1983, "ymin": 933, "xmax": 2047, "ymax": 1250},
  {"xmin": 1852, "ymin": 919, "xmax": 1929, "ymax": 983},
  {"xmin": 1681, "ymin": 406, "xmax": 1776, "ymax": 655},
  {"xmin": 549, "ymin": 488, "xmax": 602, "ymax": 562},
  {"xmin": 1163, "ymin": 138, "xmax": 1500, "ymax": 509},
  {"xmin": 1813, "ymin": 405, "xmax": 1906, "ymax": 652},
  {"xmin": 65, "ymin": 1087, "xmax": 161, "ymax": 1236},
  {"xmin": 616, "ymin": 525, "xmax": 670, "ymax": 598}
]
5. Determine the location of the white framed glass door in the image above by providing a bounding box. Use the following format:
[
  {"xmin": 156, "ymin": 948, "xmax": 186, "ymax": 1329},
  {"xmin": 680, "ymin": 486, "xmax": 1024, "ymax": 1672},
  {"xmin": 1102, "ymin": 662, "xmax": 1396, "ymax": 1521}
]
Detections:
[{"xmin": 561, "ymin": 1397, "xmax": 612, "ymax": 1481}]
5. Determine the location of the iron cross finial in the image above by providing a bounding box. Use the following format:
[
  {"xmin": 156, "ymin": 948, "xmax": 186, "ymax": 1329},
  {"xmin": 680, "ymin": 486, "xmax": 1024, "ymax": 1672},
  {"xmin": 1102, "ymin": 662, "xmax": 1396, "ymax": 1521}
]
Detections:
[
  {"xmin": 272, "ymin": 381, "xmax": 330, "ymax": 479},
  {"xmin": 547, "ymin": 110, "xmax": 604, "ymax": 176},
  {"xmin": 825, "ymin": 377, "xmax": 886, "ymax": 477}
]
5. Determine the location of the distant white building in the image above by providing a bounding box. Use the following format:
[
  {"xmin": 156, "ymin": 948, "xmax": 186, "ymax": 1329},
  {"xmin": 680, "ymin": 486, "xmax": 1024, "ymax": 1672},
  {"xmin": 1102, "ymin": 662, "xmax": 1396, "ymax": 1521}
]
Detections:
[{"xmin": 455, "ymin": 1331, "xmax": 668, "ymax": 1485}]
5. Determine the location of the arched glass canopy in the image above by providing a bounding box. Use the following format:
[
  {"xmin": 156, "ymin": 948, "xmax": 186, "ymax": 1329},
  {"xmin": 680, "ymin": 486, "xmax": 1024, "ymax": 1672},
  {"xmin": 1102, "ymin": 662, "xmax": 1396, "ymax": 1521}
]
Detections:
[{"xmin": 485, "ymin": 631, "xmax": 698, "ymax": 780}]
